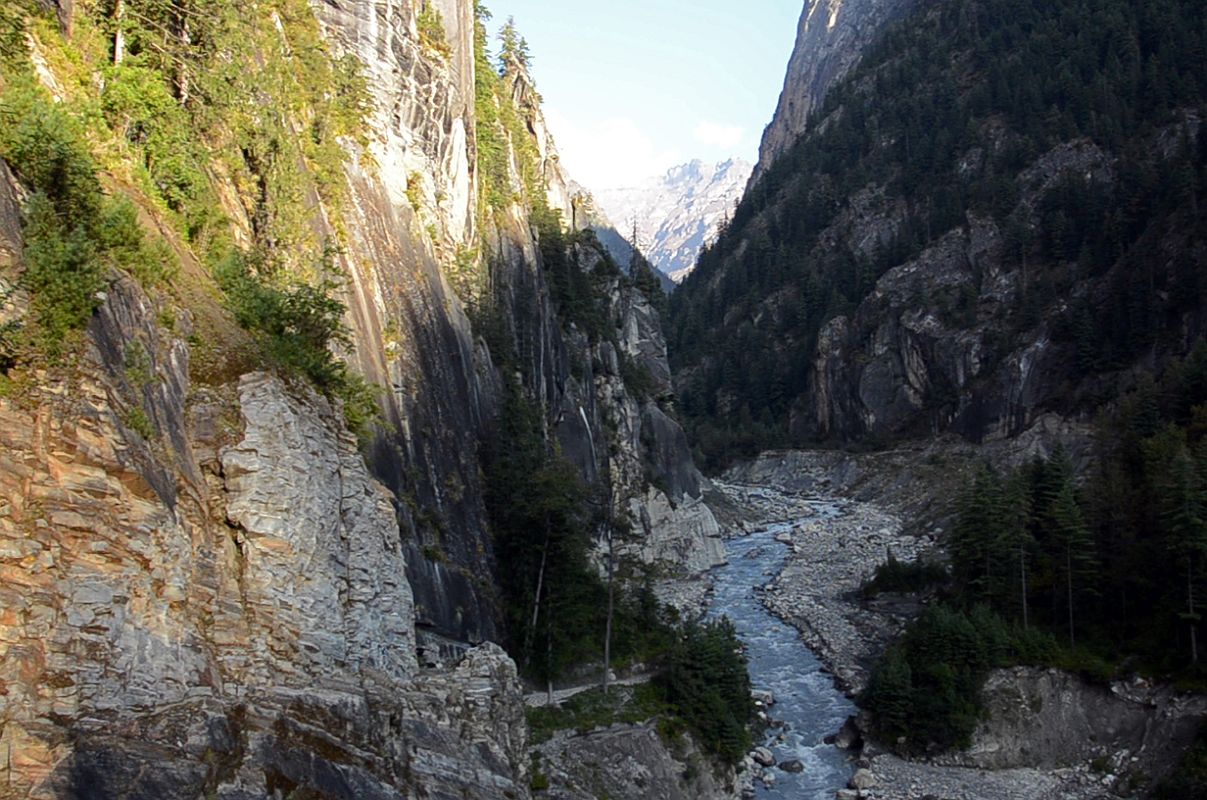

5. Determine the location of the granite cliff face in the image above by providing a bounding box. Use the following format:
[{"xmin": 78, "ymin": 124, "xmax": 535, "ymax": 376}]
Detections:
[
  {"xmin": 314, "ymin": 0, "xmax": 721, "ymax": 642},
  {"xmin": 0, "ymin": 1, "xmax": 720, "ymax": 797},
  {"xmin": 486, "ymin": 57, "xmax": 724, "ymax": 580},
  {"xmin": 750, "ymin": 0, "xmax": 917, "ymax": 186},
  {"xmin": 310, "ymin": 0, "xmax": 499, "ymax": 646}
]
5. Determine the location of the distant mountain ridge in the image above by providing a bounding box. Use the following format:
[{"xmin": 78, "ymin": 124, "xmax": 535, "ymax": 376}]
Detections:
[{"xmin": 597, "ymin": 158, "xmax": 752, "ymax": 283}]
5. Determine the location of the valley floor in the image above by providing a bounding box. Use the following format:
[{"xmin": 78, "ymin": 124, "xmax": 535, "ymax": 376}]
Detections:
[{"xmin": 710, "ymin": 454, "xmax": 1199, "ymax": 800}]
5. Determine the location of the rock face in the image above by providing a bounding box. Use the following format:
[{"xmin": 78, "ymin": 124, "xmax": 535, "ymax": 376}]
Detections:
[
  {"xmin": 0, "ymin": 281, "xmax": 528, "ymax": 798},
  {"xmin": 1, "ymin": 1, "xmax": 724, "ymax": 796},
  {"xmin": 220, "ymin": 373, "xmax": 417, "ymax": 687},
  {"xmin": 315, "ymin": 0, "xmax": 476, "ymax": 247},
  {"xmin": 535, "ymin": 724, "xmax": 740, "ymax": 800},
  {"xmin": 597, "ymin": 159, "xmax": 753, "ymax": 282},
  {"xmin": 798, "ymin": 177, "xmax": 1105, "ymax": 443},
  {"xmin": 750, "ymin": 0, "xmax": 917, "ymax": 185},
  {"xmin": 312, "ymin": 0, "xmax": 500, "ymax": 645},
  {"xmin": 600, "ymin": 290, "xmax": 726, "ymax": 576},
  {"xmin": 959, "ymin": 668, "xmax": 1207, "ymax": 779}
]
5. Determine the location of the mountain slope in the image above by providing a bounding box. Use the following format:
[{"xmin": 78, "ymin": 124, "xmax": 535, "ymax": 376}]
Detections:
[
  {"xmin": 597, "ymin": 159, "xmax": 752, "ymax": 283},
  {"xmin": 671, "ymin": 0, "xmax": 1207, "ymax": 469},
  {"xmin": 0, "ymin": 2, "xmax": 724, "ymax": 797}
]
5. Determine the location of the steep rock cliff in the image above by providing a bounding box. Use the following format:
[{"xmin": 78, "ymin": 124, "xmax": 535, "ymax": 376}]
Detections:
[
  {"xmin": 485, "ymin": 60, "xmax": 724, "ymax": 579},
  {"xmin": 750, "ymin": 0, "xmax": 917, "ymax": 186},
  {"xmin": 0, "ymin": 1, "xmax": 722, "ymax": 796},
  {"xmin": 311, "ymin": 0, "xmax": 500, "ymax": 645},
  {"xmin": 0, "ymin": 272, "xmax": 528, "ymax": 797}
]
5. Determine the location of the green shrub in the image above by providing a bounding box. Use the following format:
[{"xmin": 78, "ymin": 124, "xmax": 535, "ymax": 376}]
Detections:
[
  {"xmin": 122, "ymin": 406, "xmax": 155, "ymax": 439},
  {"xmin": 528, "ymin": 766, "xmax": 549, "ymax": 792},
  {"xmin": 405, "ymin": 172, "xmax": 423, "ymax": 211},
  {"xmin": 0, "ymin": 80, "xmax": 179, "ymax": 354},
  {"xmin": 417, "ymin": 4, "xmax": 452, "ymax": 58},
  {"xmin": 101, "ymin": 62, "xmax": 208, "ymax": 217},
  {"xmin": 215, "ymin": 248, "xmax": 379, "ymax": 437},
  {"xmin": 421, "ymin": 544, "xmax": 447, "ymax": 563},
  {"xmin": 0, "ymin": 284, "xmax": 19, "ymax": 372},
  {"xmin": 97, "ymin": 198, "xmax": 179, "ymax": 286},
  {"xmin": 20, "ymin": 193, "xmax": 104, "ymax": 350},
  {"xmin": 123, "ymin": 340, "xmax": 154, "ymax": 389},
  {"xmin": 0, "ymin": 1, "xmax": 32, "ymax": 62},
  {"xmin": 619, "ymin": 354, "xmax": 658, "ymax": 400},
  {"xmin": 0, "ymin": 78, "xmax": 101, "ymax": 223}
]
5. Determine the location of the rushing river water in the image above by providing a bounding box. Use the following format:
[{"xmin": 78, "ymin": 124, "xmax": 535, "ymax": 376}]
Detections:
[{"xmin": 708, "ymin": 505, "xmax": 857, "ymax": 798}]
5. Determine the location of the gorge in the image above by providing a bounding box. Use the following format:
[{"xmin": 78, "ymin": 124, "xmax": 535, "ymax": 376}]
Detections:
[{"xmin": 1, "ymin": 0, "xmax": 1206, "ymax": 799}]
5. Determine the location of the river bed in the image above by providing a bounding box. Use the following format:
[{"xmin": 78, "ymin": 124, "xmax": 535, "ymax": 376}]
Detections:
[{"xmin": 708, "ymin": 505, "xmax": 857, "ymax": 798}]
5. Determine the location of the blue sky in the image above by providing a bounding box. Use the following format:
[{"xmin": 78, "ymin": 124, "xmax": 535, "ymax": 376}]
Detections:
[{"xmin": 484, "ymin": 1, "xmax": 803, "ymax": 191}]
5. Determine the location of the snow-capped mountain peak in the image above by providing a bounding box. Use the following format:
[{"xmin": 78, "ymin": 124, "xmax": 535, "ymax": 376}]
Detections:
[{"xmin": 596, "ymin": 158, "xmax": 753, "ymax": 283}]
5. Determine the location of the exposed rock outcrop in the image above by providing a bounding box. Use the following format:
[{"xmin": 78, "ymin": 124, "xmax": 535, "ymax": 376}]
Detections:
[
  {"xmin": 220, "ymin": 373, "xmax": 417, "ymax": 687},
  {"xmin": 0, "ymin": 278, "xmax": 528, "ymax": 797},
  {"xmin": 313, "ymin": 0, "xmax": 500, "ymax": 644},
  {"xmin": 795, "ymin": 146, "xmax": 1116, "ymax": 443},
  {"xmin": 958, "ymin": 668, "xmax": 1207, "ymax": 780},
  {"xmin": 534, "ymin": 724, "xmax": 741, "ymax": 800}
]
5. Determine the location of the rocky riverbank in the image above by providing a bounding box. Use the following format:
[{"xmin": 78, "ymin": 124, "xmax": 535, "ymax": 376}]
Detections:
[
  {"xmin": 717, "ymin": 450, "xmax": 1207, "ymax": 800},
  {"xmin": 755, "ymin": 496, "xmax": 924, "ymax": 697}
]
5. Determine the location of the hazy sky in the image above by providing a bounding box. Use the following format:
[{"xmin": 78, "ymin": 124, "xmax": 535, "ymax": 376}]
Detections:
[{"xmin": 485, "ymin": 1, "xmax": 804, "ymax": 192}]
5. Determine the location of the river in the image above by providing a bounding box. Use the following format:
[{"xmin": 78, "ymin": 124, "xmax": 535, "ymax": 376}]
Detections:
[{"xmin": 707, "ymin": 503, "xmax": 857, "ymax": 798}]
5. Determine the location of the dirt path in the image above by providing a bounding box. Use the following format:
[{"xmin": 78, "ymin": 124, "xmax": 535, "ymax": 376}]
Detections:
[{"xmin": 523, "ymin": 673, "xmax": 650, "ymax": 707}]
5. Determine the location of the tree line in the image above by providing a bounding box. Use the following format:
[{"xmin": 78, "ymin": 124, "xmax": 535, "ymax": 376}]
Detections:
[{"xmin": 864, "ymin": 344, "xmax": 1207, "ymax": 753}]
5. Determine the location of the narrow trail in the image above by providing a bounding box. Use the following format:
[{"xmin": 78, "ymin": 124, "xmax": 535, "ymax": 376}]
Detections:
[{"xmin": 523, "ymin": 673, "xmax": 650, "ymax": 707}]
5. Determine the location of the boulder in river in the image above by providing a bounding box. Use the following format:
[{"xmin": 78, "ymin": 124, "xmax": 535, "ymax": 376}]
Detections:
[
  {"xmin": 752, "ymin": 747, "xmax": 776, "ymax": 767},
  {"xmin": 778, "ymin": 759, "xmax": 805, "ymax": 773},
  {"xmin": 833, "ymin": 715, "xmax": 862, "ymax": 749},
  {"xmin": 849, "ymin": 768, "xmax": 878, "ymax": 790}
]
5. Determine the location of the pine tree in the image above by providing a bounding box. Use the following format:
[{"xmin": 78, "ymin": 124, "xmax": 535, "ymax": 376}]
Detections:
[
  {"xmin": 1148, "ymin": 427, "xmax": 1207, "ymax": 664},
  {"xmin": 497, "ymin": 16, "xmax": 530, "ymax": 72},
  {"xmin": 950, "ymin": 465, "xmax": 1009, "ymax": 609},
  {"xmin": 1004, "ymin": 470, "xmax": 1036, "ymax": 627},
  {"xmin": 1048, "ymin": 481, "xmax": 1099, "ymax": 648}
]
